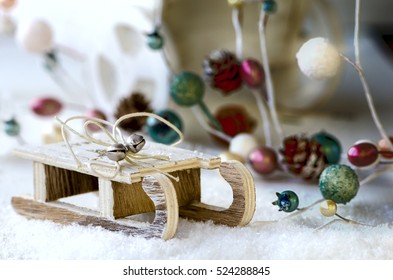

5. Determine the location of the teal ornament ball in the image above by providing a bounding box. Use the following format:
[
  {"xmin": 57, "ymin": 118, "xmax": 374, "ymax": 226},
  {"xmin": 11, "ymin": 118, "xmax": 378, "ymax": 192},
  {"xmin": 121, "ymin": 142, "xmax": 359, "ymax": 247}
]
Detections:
[
  {"xmin": 275, "ymin": 190, "xmax": 299, "ymax": 213},
  {"xmin": 147, "ymin": 30, "xmax": 164, "ymax": 50},
  {"xmin": 170, "ymin": 71, "xmax": 205, "ymax": 107},
  {"xmin": 263, "ymin": 0, "xmax": 278, "ymax": 14},
  {"xmin": 312, "ymin": 131, "xmax": 342, "ymax": 164},
  {"xmin": 319, "ymin": 164, "xmax": 359, "ymax": 204},
  {"xmin": 146, "ymin": 109, "xmax": 183, "ymax": 145},
  {"xmin": 4, "ymin": 118, "xmax": 20, "ymax": 136}
]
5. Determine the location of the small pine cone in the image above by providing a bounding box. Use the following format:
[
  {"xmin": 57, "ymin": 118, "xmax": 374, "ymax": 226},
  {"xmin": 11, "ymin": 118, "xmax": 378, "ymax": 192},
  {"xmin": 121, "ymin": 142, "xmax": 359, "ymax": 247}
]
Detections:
[
  {"xmin": 280, "ymin": 135, "xmax": 328, "ymax": 180},
  {"xmin": 114, "ymin": 92, "xmax": 153, "ymax": 133},
  {"xmin": 202, "ymin": 49, "xmax": 242, "ymax": 94}
]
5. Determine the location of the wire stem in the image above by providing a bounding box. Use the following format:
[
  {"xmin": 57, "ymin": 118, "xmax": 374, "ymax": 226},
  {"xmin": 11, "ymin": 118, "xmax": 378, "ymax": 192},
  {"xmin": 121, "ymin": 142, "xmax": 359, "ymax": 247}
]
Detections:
[
  {"xmin": 340, "ymin": 54, "xmax": 393, "ymax": 152},
  {"xmin": 251, "ymin": 89, "xmax": 272, "ymax": 146},
  {"xmin": 191, "ymin": 107, "xmax": 232, "ymax": 143},
  {"xmin": 359, "ymin": 164, "xmax": 393, "ymax": 186},
  {"xmin": 258, "ymin": 11, "xmax": 283, "ymax": 144},
  {"xmin": 252, "ymin": 199, "xmax": 324, "ymax": 226},
  {"xmin": 346, "ymin": 0, "xmax": 393, "ymax": 151},
  {"xmin": 232, "ymin": 7, "xmax": 243, "ymax": 60}
]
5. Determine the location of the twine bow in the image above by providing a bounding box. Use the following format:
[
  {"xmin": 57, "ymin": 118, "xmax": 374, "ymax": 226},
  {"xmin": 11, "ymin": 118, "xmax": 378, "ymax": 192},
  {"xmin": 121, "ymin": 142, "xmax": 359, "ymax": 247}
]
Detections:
[{"xmin": 56, "ymin": 112, "xmax": 184, "ymax": 181}]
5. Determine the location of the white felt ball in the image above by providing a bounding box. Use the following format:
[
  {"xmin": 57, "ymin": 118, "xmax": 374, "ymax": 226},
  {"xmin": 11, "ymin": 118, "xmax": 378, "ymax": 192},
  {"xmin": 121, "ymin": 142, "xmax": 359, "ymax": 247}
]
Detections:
[
  {"xmin": 229, "ymin": 133, "xmax": 259, "ymax": 160},
  {"xmin": 16, "ymin": 19, "xmax": 53, "ymax": 54},
  {"xmin": 296, "ymin": 37, "xmax": 341, "ymax": 80}
]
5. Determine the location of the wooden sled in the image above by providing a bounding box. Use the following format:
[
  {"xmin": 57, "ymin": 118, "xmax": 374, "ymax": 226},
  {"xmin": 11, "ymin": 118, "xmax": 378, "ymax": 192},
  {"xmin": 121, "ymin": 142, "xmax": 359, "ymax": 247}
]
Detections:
[{"xmin": 12, "ymin": 140, "xmax": 256, "ymax": 240}]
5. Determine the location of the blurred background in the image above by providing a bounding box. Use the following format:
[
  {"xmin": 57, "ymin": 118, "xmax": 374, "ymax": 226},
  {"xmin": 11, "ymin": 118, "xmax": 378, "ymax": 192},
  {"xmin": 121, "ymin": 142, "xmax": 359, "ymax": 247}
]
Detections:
[
  {"xmin": 3, "ymin": 1, "xmax": 393, "ymax": 260},
  {"xmin": 329, "ymin": 0, "xmax": 393, "ymax": 112},
  {"xmin": 1, "ymin": 0, "xmax": 393, "ymax": 147}
]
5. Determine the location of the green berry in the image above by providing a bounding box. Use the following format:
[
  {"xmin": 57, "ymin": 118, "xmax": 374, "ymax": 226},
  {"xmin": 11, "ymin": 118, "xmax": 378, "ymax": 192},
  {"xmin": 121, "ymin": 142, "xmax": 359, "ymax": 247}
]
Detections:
[
  {"xmin": 319, "ymin": 164, "xmax": 359, "ymax": 204},
  {"xmin": 263, "ymin": 0, "xmax": 277, "ymax": 14}
]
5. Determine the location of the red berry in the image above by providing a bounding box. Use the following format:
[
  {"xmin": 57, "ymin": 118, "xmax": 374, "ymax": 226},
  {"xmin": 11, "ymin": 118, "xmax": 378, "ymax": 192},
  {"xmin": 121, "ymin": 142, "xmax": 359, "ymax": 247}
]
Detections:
[
  {"xmin": 347, "ymin": 141, "xmax": 380, "ymax": 168},
  {"xmin": 30, "ymin": 97, "xmax": 63, "ymax": 116}
]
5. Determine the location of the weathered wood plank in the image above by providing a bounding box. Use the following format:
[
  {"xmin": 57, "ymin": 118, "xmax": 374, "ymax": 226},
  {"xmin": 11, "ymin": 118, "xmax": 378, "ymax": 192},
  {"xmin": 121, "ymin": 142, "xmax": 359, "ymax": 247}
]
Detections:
[
  {"xmin": 34, "ymin": 162, "xmax": 46, "ymax": 202},
  {"xmin": 171, "ymin": 168, "xmax": 201, "ymax": 208},
  {"xmin": 44, "ymin": 165, "xmax": 98, "ymax": 201},
  {"xmin": 13, "ymin": 141, "xmax": 221, "ymax": 184},
  {"xmin": 12, "ymin": 173, "xmax": 179, "ymax": 240},
  {"xmin": 112, "ymin": 180, "xmax": 155, "ymax": 218},
  {"xmin": 179, "ymin": 160, "xmax": 256, "ymax": 227},
  {"xmin": 98, "ymin": 178, "xmax": 114, "ymax": 219},
  {"xmin": 11, "ymin": 196, "xmax": 163, "ymax": 238},
  {"xmin": 111, "ymin": 168, "xmax": 200, "ymax": 219},
  {"xmin": 141, "ymin": 174, "xmax": 179, "ymax": 240}
]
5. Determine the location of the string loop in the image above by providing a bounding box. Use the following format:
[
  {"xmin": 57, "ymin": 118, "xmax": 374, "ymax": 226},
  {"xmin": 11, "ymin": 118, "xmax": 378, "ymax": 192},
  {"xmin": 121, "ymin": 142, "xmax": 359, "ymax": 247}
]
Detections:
[{"xmin": 56, "ymin": 112, "xmax": 184, "ymax": 182}]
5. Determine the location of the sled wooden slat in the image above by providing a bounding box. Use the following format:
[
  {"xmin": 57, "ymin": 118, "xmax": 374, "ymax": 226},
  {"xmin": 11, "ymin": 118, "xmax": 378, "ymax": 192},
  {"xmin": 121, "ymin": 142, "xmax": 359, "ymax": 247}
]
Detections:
[{"xmin": 12, "ymin": 140, "xmax": 255, "ymax": 239}]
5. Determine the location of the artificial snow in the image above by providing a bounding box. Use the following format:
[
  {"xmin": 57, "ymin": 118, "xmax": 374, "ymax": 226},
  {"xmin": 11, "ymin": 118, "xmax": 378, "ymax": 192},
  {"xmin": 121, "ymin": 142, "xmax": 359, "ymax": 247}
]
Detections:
[{"xmin": 1, "ymin": 150, "xmax": 393, "ymax": 260}]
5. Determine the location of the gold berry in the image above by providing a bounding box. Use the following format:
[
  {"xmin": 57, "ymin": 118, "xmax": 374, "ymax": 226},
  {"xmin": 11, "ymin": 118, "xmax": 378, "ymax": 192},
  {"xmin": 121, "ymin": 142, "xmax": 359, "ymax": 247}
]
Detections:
[
  {"xmin": 227, "ymin": 0, "xmax": 244, "ymax": 8},
  {"xmin": 320, "ymin": 200, "xmax": 337, "ymax": 217}
]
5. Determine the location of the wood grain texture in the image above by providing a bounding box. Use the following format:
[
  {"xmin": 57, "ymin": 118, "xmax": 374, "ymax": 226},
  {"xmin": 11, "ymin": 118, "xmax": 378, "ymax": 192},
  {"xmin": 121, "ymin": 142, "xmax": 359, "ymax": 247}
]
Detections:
[
  {"xmin": 11, "ymin": 174, "xmax": 179, "ymax": 240},
  {"xmin": 142, "ymin": 174, "xmax": 179, "ymax": 240},
  {"xmin": 13, "ymin": 141, "xmax": 221, "ymax": 184},
  {"xmin": 33, "ymin": 162, "xmax": 46, "ymax": 201},
  {"xmin": 171, "ymin": 168, "xmax": 201, "ymax": 208},
  {"xmin": 44, "ymin": 165, "xmax": 99, "ymax": 201},
  {"xmin": 111, "ymin": 169, "xmax": 199, "ymax": 219},
  {"xmin": 112, "ymin": 180, "xmax": 155, "ymax": 218},
  {"xmin": 98, "ymin": 178, "xmax": 114, "ymax": 219},
  {"xmin": 14, "ymin": 139, "xmax": 257, "ymax": 238},
  {"xmin": 179, "ymin": 160, "xmax": 256, "ymax": 227}
]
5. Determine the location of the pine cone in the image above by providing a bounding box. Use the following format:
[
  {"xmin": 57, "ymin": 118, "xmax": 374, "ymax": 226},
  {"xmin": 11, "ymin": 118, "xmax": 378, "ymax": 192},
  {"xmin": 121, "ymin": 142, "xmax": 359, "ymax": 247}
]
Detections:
[
  {"xmin": 280, "ymin": 135, "xmax": 328, "ymax": 180},
  {"xmin": 203, "ymin": 49, "xmax": 242, "ymax": 94},
  {"xmin": 114, "ymin": 92, "xmax": 153, "ymax": 132}
]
